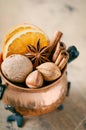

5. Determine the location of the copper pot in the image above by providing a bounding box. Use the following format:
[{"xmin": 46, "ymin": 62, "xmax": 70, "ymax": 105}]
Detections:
[{"xmin": 0, "ymin": 69, "xmax": 67, "ymax": 116}]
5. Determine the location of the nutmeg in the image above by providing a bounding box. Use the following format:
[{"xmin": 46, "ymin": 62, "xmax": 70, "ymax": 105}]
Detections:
[
  {"xmin": 26, "ymin": 70, "xmax": 44, "ymax": 88},
  {"xmin": 36, "ymin": 62, "xmax": 61, "ymax": 81},
  {"xmin": 1, "ymin": 54, "xmax": 33, "ymax": 82}
]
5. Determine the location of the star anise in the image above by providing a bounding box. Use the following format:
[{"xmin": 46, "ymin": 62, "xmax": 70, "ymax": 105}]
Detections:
[
  {"xmin": 24, "ymin": 32, "xmax": 63, "ymax": 69},
  {"xmin": 25, "ymin": 39, "xmax": 50, "ymax": 69}
]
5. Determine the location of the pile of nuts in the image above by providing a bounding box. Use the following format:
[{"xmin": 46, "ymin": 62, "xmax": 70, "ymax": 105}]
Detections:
[{"xmin": 1, "ymin": 31, "xmax": 69, "ymax": 89}]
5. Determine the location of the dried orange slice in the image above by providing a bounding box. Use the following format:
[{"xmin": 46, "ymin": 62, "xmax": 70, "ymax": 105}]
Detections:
[
  {"xmin": 0, "ymin": 52, "xmax": 3, "ymax": 64},
  {"xmin": 2, "ymin": 23, "xmax": 49, "ymax": 60}
]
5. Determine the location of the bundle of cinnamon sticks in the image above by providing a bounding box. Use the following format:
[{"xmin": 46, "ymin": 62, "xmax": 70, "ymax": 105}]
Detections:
[{"xmin": 48, "ymin": 31, "xmax": 69, "ymax": 70}]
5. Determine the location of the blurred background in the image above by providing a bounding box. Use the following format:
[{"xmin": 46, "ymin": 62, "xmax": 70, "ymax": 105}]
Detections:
[{"xmin": 0, "ymin": 0, "xmax": 86, "ymax": 130}]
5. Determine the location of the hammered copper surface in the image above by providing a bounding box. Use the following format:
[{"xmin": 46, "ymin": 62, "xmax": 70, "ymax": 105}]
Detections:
[{"xmin": 0, "ymin": 69, "xmax": 67, "ymax": 116}]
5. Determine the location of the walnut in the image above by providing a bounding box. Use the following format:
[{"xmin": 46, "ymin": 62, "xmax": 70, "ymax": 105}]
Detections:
[{"xmin": 1, "ymin": 54, "xmax": 33, "ymax": 82}]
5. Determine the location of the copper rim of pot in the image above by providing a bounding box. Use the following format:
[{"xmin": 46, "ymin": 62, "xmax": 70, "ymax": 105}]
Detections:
[{"xmin": 0, "ymin": 65, "xmax": 67, "ymax": 93}]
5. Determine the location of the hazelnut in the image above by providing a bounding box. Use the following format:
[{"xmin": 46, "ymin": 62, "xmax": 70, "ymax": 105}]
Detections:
[{"xmin": 26, "ymin": 70, "xmax": 44, "ymax": 88}]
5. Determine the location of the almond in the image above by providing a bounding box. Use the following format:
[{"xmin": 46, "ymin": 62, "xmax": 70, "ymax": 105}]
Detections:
[{"xmin": 36, "ymin": 62, "xmax": 61, "ymax": 81}]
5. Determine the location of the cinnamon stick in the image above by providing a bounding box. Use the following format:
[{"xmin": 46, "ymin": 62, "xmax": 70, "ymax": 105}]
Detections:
[
  {"xmin": 52, "ymin": 42, "xmax": 66, "ymax": 62},
  {"xmin": 41, "ymin": 31, "xmax": 63, "ymax": 55},
  {"xmin": 55, "ymin": 50, "xmax": 65, "ymax": 65},
  {"xmin": 58, "ymin": 52, "xmax": 69, "ymax": 70},
  {"xmin": 55, "ymin": 50, "xmax": 69, "ymax": 70}
]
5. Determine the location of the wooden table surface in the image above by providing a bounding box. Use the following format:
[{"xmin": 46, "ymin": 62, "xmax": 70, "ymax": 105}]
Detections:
[{"xmin": 0, "ymin": 0, "xmax": 86, "ymax": 130}]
